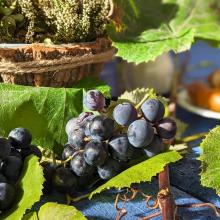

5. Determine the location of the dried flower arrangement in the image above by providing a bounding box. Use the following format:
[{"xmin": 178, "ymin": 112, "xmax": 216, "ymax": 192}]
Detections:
[{"xmin": 0, "ymin": 0, "xmax": 111, "ymax": 43}]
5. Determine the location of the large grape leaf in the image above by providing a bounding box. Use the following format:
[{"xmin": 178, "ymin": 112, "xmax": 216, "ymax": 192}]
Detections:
[
  {"xmin": 0, "ymin": 78, "xmax": 110, "ymax": 153},
  {"xmin": 38, "ymin": 202, "xmax": 87, "ymax": 220},
  {"xmin": 109, "ymin": 0, "xmax": 220, "ymax": 64},
  {"xmin": 22, "ymin": 212, "xmax": 38, "ymax": 220},
  {"xmin": 1, "ymin": 156, "xmax": 45, "ymax": 220},
  {"xmin": 199, "ymin": 126, "xmax": 220, "ymax": 195},
  {"xmin": 89, "ymin": 151, "xmax": 182, "ymax": 198}
]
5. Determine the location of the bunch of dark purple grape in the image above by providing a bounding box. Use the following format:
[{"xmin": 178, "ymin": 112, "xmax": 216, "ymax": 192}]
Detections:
[
  {"xmin": 53, "ymin": 90, "xmax": 177, "ymax": 194},
  {"xmin": 0, "ymin": 128, "xmax": 41, "ymax": 211}
]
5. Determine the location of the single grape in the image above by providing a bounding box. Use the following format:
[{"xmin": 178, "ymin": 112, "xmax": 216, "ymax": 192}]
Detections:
[
  {"xmin": 83, "ymin": 90, "xmax": 105, "ymax": 111},
  {"xmin": 75, "ymin": 173, "xmax": 100, "ymax": 192},
  {"xmin": 88, "ymin": 115, "xmax": 114, "ymax": 140},
  {"xmin": 84, "ymin": 115, "xmax": 96, "ymax": 137},
  {"xmin": 141, "ymin": 99, "xmax": 165, "ymax": 123},
  {"xmin": 2, "ymin": 156, "xmax": 23, "ymax": 182},
  {"xmin": 0, "ymin": 183, "xmax": 15, "ymax": 210},
  {"xmin": 8, "ymin": 128, "xmax": 32, "ymax": 149},
  {"xmin": 156, "ymin": 118, "xmax": 177, "ymax": 139},
  {"xmin": 66, "ymin": 113, "xmax": 94, "ymax": 137},
  {"xmin": 52, "ymin": 167, "xmax": 77, "ymax": 193},
  {"xmin": 78, "ymin": 112, "xmax": 94, "ymax": 124},
  {"xmin": 70, "ymin": 152, "xmax": 93, "ymax": 176},
  {"xmin": 130, "ymin": 148, "xmax": 146, "ymax": 160},
  {"xmin": 20, "ymin": 147, "xmax": 32, "ymax": 159},
  {"xmin": 41, "ymin": 161, "xmax": 55, "ymax": 194},
  {"xmin": 62, "ymin": 144, "xmax": 77, "ymax": 160},
  {"xmin": 0, "ymin": 138, "xmax": 11, "ymax": 160},
  {"xmin": 109, "ymin": 135, "xmax": 134, "ymax": 161},
  {"xmin": 65, "ymin": 117, "xmax": 78, "ymax": 136},
  {"xmin": 10, "ymin": 148, "xmax": 22, "ymax": 159},
  {"xmin": 144, "ymin": 135, "xmax": 166, "ymax": 157},
  {"xmin": 0, "ymin": 174, "xmax": 7, "ymax": 183},
  {"xmin": 31, "ymin": 145, "xmax": 42, "ymax": 158},
  {"xmin": 20, "ymin": 145, "xmax": 41, "ymax": 159},
  {"xmin": 113, "ymin": 102, "xmax": 137, "ymax": 126},
  {"xmin": 97, "ymin": 158, "xmax": 121, "ymax": 180},
  {"xmin": 83, "ymin": 140, "xmax": 107, "ymax": 166},
  {"xmin": 127, "ymin": 119, "xmax": 154, "ymax": 148},
  {"xmin": 68, "ymin": 128, "xmax": 86, "ymax": 149}
]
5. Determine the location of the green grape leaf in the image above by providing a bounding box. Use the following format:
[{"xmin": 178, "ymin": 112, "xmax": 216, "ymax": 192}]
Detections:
[
  {"xmin": 199, "ymin": 126, "xmax": 220, "ymax": 195},
  {"xmin": 109, "ymin": 0, "xmax": 220, "ymax": 64},
  {"xmin": 119, "ymin": 88, "xmax": 157, "ymax": 105},
  {"xmin": 22, "ymin": 212, "xmax": 38, "ymax": 220},
  {"xmin": 38, "ymin": 202, "xmax": 87, "ymax": 220},
  {"xmin": 0, "ymin": 77, "xmax": 110, "ymax": 153},
  {"xmin": 89, "ymin": 150, "xmax": 182, "ymax": 198},
  {"xmin": 1, "ymin": 156, "xmax": 44, "ymax": 220},
  {"xmin": 172, "ymin": 118, "xmax": 188, "ymax": 140}
]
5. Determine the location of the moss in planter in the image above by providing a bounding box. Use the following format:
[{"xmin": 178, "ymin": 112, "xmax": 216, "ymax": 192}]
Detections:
[{"xmin": 0, "ymin": 0, "xmax": 110, "ymax": 43}]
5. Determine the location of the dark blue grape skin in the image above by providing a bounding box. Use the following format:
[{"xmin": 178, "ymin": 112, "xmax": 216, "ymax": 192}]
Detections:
[
  {"xmin": 88, "ymin": 115, "xmax": 114, "ymax": 141},
  {"xmin": 41, "ymin": 162, "xmax": 56, "ymax": 194},
  {"xmin": 144, "ymin": 135, "xmax": 166, "ymax": 157},
  {"xmin": 20, "ymin": 145, "xmax": 41, "ymax": 159},
  {"xmin": 31, "ymin": 145, "xmax": 42, "ymax": 159},
  {"xmin": 65, "ymin": 117, "xmax": 78, "ymax": 136},
  {"xmin": 109, "ymin": 135, "xmax": 134, "ymax": 161},
  {"xmin": 83, "ymin": 140, "xmax": 107, "ymax": 166},
  {"xmin": 78, "ymin": 112, "xmax": 94, "ymax": 124},
  {"xmin": 62, "ymin": 144, "xmax": 77, "ymax": 160},
  {"xmin": 10, "ymin": 148, "xmax": 22, "ymax": 159},
  {"xmin": 2, "ymin": 156, "xmax": 23, "ymax": 182},
  {"xmin": 70, "ymin": 152, "xmax": 93, "ymax": 177},
  {"xmin": 97, "ymin": 158, "xmax": 121, "ymax": 180},
  {"xmin": 66, "ymin": 113, "xmax": 94, "ymax": 137},
  {"xmin": 0, "ymin": 138, "xmax": 11, "ymax": 160},
  {"xmin": 20, "ymin": 147, "xmax": 32, "ymax": 159},
  {"xmin": 83, "ymin": 90, "xmax": 105, "ymax": 111},
  {"xmin": 8, "ymin": 128, "xmax": 32, "ymax": 149},
  {"xmin": 141, "ymin": 99, "xmax": 165, "ymax": 123},
  {"xmin": 68, "ymin": 129, "xmax": 86, "ymax": 149},
  {"xmin": 127, "ymin": 119, "xmax": 154, "ymax": 148},
  {"xmin": 113, "ymin": 102, "xmax": 137, "ymax": 126},
  {"xmin": 52, "ymin": 167, "xmax": 77, "ymax": 193},
  {"xmin": 156, "ymin": 118, "xmax": 177, "ymax": 139},
  {"xmin": 0, "ymin": 183, "xmax": 15, "ymax": 210},
  {"xmin": 84, "ymin": 115, "xmax": 96, "ymax": 137}
]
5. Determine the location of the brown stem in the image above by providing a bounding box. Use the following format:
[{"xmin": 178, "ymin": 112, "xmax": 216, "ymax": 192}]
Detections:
[
  {"xmin": 139, "ymin": 211, "xmax": 162, "ymax": 220},
  {"xmin": 178, "ymin": 203, "xmax": 220, "ymax": 217},
  {"xmin": 158, "ymin": 166, "xmax": 179, "ymax": 220}
]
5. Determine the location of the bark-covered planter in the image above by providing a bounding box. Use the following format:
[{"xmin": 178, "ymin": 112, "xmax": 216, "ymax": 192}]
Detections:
[{"xmin": 0, "ymin": 38, "xmax": 114, "ymax": 87}]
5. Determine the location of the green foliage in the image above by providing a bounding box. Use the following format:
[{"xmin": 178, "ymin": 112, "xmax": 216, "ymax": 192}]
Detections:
[
  {"xmin": 199, "ymin": 126, "xmax": 220, "ymax": 195},
  {"xmin": 22, "ymin": 212, "xmax": 38, "ymax": 220},
  {"xmin": 109, "ymin": 0, "xmax": 220, "ymax": 64},
  {"xmin": 1, "ymin": 156, "xmax": 44, "ymax": 220},
  {"xmin": 89, "ymin": 151, "xmax": 182, "ymax": 198},
  {"xmin": 0, "ymin": 78, "xmax": 110, "ymax": 154},
  {"xmin": 38, "ymin": 202, "xmax": 87, "ymax": 220}
]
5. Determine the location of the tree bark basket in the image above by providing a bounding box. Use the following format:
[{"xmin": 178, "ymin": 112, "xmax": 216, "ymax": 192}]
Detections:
[{"xmin": 0, "ymin": 38, "xmax": 115, "ymax": 87}]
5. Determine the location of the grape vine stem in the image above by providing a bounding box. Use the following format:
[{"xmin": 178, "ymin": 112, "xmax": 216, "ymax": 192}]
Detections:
[
  {"xmin": 135, "ymin": 94, "xmax": 149, "ymax": 110},
  {"xmin": 179, "ymin": 132, "xmax": 208, "ymax": 143}
]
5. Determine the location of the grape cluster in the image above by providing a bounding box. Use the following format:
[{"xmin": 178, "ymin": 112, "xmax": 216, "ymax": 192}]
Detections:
[
  {"xmin": 0, "ymin": 128, "xmax": 41, "ymax": 211},
  {"xmin": 54, "ymin": 90, "xmax": 177, "ymax": 194}
]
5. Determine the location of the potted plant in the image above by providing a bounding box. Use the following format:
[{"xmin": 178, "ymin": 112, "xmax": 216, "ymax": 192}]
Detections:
[{"xmin": 0, "ymin": 0, "xmax": 115, "ymax": 87}]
